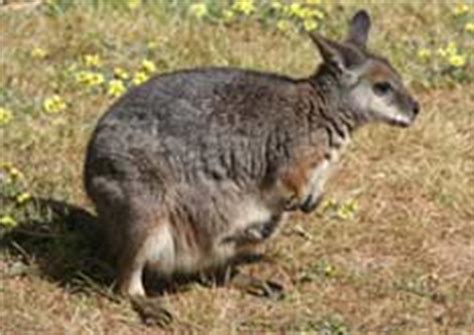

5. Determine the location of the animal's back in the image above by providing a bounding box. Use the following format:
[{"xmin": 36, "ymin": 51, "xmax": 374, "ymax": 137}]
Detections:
[{"xmin": 85, "ymin": 67, "xmax": 303, "ymax": 190}]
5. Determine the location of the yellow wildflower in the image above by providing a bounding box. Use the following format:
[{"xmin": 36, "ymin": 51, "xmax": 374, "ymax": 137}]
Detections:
[
  {"xmin": 107, "ymin": 80, "xmax": 126, "ymax": 98},
  {"xmin": 189, "ymin": 3, "xmax": 208, "ymax": 18},
  {"xmin": 297, "ymin": 7, "xmax": 311, "ymax": 19},
  {"xmin": 132, "ymin": 71, "xmax": 149, "ymax": 85},
  {"xmin": 43, "ymin": 95, "xmax": 67, "ymax": 114},
  {"xmin": 453, "ymin": 3, "xmax": 469, "ymax": 16},
  {"xmin": 141, "ymin": 59, "xmax": 157, "ymax": 74},
  {"xmin": 449, "ymin": 53, "xmax": 467, "ymax": 67},
  {"xmin": 417, "ymin": 48, "xmax": 431, "ymax": 61},
  {"xmin": 346, "ymin": 199, "xmax": 359, "ymax": 211},
  {"xmin": 337, "ymin": 199, "xmax": 358, "ymax": 220},
  {"xmin": 321, "ymin": 198, "xmax": 337, "ymax": 211},
  {"xmin": 9, "ymin": 168, "xmax": 22, "ymax": 180},
  {"xmin": 303, "ymin": 19, "xmax": 318, "ymax": 31},
  {"xmin": 270, "ymin": 1, "xmax": 283, "ymax": 10},
  {"xmin": 289, "ymin": 3, "xmax": 305, "ymax": 17},
  {"xmin": 75, "ymin": 71, "xmax": 105, "ymax": 87},
  {"xmin": 276, "ymin": 20, "xmax": 292, "ymax": 32},
  {"xmin": 4, "ymin": 164, "xmax": 24, "ymax": 180},
  {"xmin": 437, "ymin": 42, "xmax": 458, "ymax": 58},
  {"xmin": 437, "ymin": 48, "xmax": 448, "ymax": 58},
  {"xmin": 465, "ymin": 22, "xmax": 474, "ymax": 33},
  {"xmin": 298, "ymin": 7, "xmax": 324, "ymax": 19},
  {"xmin": 446, "ymin": 42, "xmax": 458, "ymax": 55},
  {"xmin": 89, "ymin": 73, "xmax": 105, "ymax": 86},
  {"xmin": 147, "ymin": 41, "xmax": 158, "ymax": 50},
  {"xmin": 0, "ymin": 215, "xmax": 17, "ymax": 228},
  {"xmin": 337, "ymin": 208, "xmax": 351, "ymax": 220},
  {"xmin": 31, "ymin": 47, "xmax": 48, "ymax": 59},
  {"xmin": 437, "ymin": 41, "xmax": 468, "ymax": 67},
  {"xmin": 114, "ymin": 67, "xmax": 130, "ymax": 80},
  {"xmin": 324, "ymin": 264, "xmax": 334, "ymax": 277},
  {"xmin": 0, "ymin": 107, "xmax": 13, "ymax": 126},
  {"xmin": 232, "ymin": 0, "xmax": 255, "ymax": 16},
  {"xmin": 126, "ymin": 0, "xmax": 141, "ymax": 10},
  {"xmin": 75, "ymin": 71, "xmax": 89, "ymax": 84},
  {"xmin": 16, "ymin": 192, "xmax": 31, "ymax": 205},
  {"xmin": 222, "ymin": 9, "xmax": 235, "ymax": 22},
  {"xmin": 83, "ymin": 54, "xmax": 102, "ymax": 68}
]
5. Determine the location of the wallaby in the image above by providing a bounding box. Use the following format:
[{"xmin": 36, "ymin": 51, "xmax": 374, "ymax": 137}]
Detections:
[{"xmin": 84, "ymin": 10, "xmax": 419, "ymax": 323}]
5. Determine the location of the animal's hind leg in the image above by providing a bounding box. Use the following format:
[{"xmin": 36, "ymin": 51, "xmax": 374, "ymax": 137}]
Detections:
[
  {"xmin": 117, "ymin": 240, "xmax": 147, "ymax": 297},
  {"xmin": 112, "ymin": 199, "xmax": 163, "ymax": 297},
  {"xmin": 114, "ymin": 210, "xmax": 174, "ymax": 326},
  {"xmin": 116, "ymin": 222, "xmax": 172, "ymax": 297}
]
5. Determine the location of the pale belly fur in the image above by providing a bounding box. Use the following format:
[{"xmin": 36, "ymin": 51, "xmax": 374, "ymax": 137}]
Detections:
[{"xmin": 142, "ymin": 197, "xmax": 282, "ymax": 276}]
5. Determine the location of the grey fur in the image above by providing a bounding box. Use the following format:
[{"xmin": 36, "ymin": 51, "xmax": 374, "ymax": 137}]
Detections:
[{"xmin": 84, "ymin": 10, "xmax": 419, "ymax": 297}]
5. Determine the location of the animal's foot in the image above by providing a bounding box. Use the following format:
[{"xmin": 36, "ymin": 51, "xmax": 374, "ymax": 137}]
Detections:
[
  {"xmin": 221, "ymin": 216, "xmax": 282, "ymax": 246},
  {"xmin": 299, "ymin": 193, "xmax": 324, "ymax": 213},
  {"xmin": 130, "ymin": 296, "xmax": 173, "ymax": 327},
  {"xmin": 231, "ymin": 272, "xmax": 285, "ymax": 300}
]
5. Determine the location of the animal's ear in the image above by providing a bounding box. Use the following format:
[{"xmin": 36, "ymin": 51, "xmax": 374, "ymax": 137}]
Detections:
[
  {"xmin": 309, "ymin": 32, "xmax": 364, "ymax": 71},
  {"xmin": 346, "ymin": 9, "xmax": 371, "ymax": 48}
]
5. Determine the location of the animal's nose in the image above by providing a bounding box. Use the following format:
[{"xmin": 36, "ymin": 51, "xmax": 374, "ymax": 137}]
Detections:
[{"xmin": 413, "ymin": 101, "xmax": 420, "ymax": 115}]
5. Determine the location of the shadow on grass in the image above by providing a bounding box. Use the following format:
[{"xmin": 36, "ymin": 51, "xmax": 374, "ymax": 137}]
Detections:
[
  {"xmin": 0, "ymin": 197, "xmax": 268, "ymax": 300},
  {"xmin": 0, "ymin": 197, "xmax": 119, "ymax": 300}
]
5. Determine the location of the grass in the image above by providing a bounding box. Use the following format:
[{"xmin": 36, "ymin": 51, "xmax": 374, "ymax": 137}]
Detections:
[{"xmin": 1, "ymin": 0, "xmax": 473, "ymax": 334}]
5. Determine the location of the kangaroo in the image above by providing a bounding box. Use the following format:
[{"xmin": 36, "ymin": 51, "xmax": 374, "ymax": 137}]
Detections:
[{"xmin": 84, "ymin": 10, "xmax": 419, "ymax": 323}]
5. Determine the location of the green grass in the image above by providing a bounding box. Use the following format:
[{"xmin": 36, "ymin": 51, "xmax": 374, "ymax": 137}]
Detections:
[{"xmin": 1, "ymin": 0, "xmax": 473, "ymax": 334}]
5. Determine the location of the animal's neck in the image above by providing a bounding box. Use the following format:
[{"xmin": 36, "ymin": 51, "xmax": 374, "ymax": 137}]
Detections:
[{"xmin": 308, "ymin": 65, "xmax": 368, "ymax": 136}]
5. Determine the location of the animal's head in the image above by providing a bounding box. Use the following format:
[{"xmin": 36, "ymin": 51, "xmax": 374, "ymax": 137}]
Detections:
[{"xmin": 310, "ymin": 10, "xmax": 419, "ymax": 127}]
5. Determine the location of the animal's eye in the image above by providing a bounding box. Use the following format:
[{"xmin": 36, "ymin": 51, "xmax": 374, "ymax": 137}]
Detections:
[{"xmin": 373, "ymin": 82, "xmax": 393, "ymax": 96}]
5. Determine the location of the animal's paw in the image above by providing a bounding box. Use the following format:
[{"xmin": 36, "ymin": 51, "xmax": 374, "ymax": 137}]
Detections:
[
  {"xmin": 299, "ymin": 193, "xmax": 324, "ymax": 213},
  {"xmin": 221, "ymin": 217, "xmax": 281, "ymax": 245},
  {"xmin": 284, "ymin": 194, "xmax": 301, "ymax": 211},
  {"xmin": 130, "ymin": 296, "xmax": 173, "ymax": 327},
  {"xmin": 231, "ymin": 273, "xmax": 285, "ymax": 300}
]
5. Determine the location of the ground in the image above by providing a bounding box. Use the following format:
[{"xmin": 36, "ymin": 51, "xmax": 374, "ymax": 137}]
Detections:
[{"xmin": 0, "ymin": 1, "xmax": 473, "ymax": 334}]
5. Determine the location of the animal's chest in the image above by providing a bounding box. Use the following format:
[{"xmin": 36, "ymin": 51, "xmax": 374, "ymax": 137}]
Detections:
[{"xmin": 302, "ymin": 144, "xmax": 348, "ymax": 200}]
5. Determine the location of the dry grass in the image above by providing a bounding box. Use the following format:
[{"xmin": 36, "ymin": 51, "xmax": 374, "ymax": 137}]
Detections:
[{"xmin": 1, "ymin": 1, "xmax": 473, "ymax": 334}]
